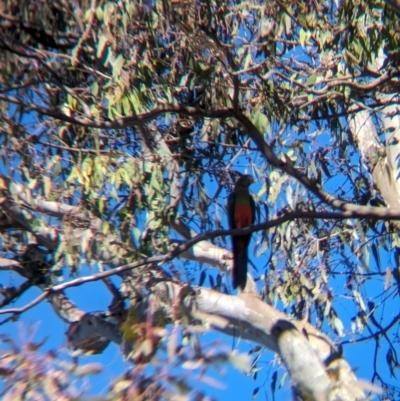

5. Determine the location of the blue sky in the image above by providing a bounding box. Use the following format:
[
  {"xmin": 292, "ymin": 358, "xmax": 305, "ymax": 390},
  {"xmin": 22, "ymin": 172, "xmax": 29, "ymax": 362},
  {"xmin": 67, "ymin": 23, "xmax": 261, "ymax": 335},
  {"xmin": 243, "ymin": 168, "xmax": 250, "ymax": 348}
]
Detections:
[
  {"xmin": 1, "ymin": 7, "xmax": 400, "ymax": 398},
  {"xmin": 1, "ymin": 149, "xmax": 399, "ymax": 400},
  {"xmin": 1, "ymin": 243, "xmax": 397, "ymax": 400}
]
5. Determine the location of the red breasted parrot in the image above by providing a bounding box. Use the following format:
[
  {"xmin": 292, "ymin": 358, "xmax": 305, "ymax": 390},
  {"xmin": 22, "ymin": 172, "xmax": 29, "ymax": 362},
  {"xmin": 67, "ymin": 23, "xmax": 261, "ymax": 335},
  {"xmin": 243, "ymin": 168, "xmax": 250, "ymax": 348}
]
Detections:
[{"xmin": 227, "ymin": 174, "xmax": 255, "ymax": 290}]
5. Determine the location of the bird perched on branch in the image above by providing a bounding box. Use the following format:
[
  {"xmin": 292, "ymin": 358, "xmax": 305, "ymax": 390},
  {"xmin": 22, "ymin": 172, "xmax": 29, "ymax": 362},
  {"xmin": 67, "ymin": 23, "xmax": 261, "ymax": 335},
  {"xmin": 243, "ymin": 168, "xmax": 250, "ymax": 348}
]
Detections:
[{"xmin": 227, "ymin": 174, "xmax": 255, "ymax": 290}]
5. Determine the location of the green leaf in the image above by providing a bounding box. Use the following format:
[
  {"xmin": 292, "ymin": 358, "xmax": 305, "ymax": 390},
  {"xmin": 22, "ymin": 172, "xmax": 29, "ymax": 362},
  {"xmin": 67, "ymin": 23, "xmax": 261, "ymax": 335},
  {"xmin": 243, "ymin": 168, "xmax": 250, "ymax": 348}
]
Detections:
[
  {"xmin": 113, "ymin": 54, "xmax": 125, "ymax": 77},
  {"xmin": 284, "ymin": 13, "xmax": 291, "ymax": 35},
  {"xmin": 104, "ymin": 2, "xmax": 115, "ymax": 26},
  {"xmin": 306, "ymin": 74, "xmax": 317, "ymax": 86},
  {"xmin": 97, "ymin": 34, "xmax": 108, "ymax": 58},
  {"xmin": 353, "ymin": 289, "xmax": 366, "ymax": 312},
  {"xmin": 243, "ymin": 52, "xmax": 252, "ymax": 70},
  {"xmin": 150, "ymin": 170, "xmax": 162, "ymax": 192},
  {"xmin": 43, "ymin": 176, "xmax": 51, "ymax": 198},
  {"xmin": 91, "ymin": 81, "xmax": 99, "ymax": 96},
  {"xmin": 53, "ymin": 161, "xmax": 61, "ymax": 179},
  {"xmin": 101, "ymin": 221, "xmax": 110, "ymax": 234},
  {"xmin": 324, "ymin": 299, "xmax": 331, "ymax": 316},
  {"xmin": 122, "ymin": 95, "xmax": 131, "ymax": 116},
  {"xmin": 333, "ymin": 316, "xmax": 344, "ymax": 337},
  {"xmin": 132, "ymin": 227, "xmax": 141, "ymax": 243},
  {"xmin": 299, "ymin": 29, "xmax": 308, "ymax": 47},
  {"xmin": 96, "ymin": 6, "xmax": 104, "ymax": 21},
  {"xmin": 252, "ymin": 110, "xmax": 269, "ymax": 136},
  {"xmin": 129, "ymin": 90, "xmax": 140, "ymax": 114}
]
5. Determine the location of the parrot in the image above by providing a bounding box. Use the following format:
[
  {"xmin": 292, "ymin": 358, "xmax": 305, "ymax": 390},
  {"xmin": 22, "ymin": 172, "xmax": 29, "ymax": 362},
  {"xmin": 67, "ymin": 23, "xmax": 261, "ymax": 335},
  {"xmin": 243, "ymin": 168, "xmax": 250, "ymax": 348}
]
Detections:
[{"xmin": 227, "ymin": 174, "xmax": 255, "ymax": 290}]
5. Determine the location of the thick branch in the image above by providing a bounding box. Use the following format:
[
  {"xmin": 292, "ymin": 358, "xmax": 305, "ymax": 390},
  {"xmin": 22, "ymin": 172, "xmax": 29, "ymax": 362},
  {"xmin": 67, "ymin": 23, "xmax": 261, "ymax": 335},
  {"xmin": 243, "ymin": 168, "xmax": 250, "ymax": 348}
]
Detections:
[
  {"xmin": 348, "ymin": 48, "xmax": 400, "ymax": 212},
  {"xmin": 3, "ymin": 92, "xmax": 399, "ymax": 215},
  {"xmin": 4, "ymin": 207, "xmax": 400, "ymax": 316},
  {"xmin": 156, "ymin": 283, "xmax": 365, "ymax": 400},
  {"xmin": 0, "ymin": 94, "xmax": 233, "ymax": 129}
]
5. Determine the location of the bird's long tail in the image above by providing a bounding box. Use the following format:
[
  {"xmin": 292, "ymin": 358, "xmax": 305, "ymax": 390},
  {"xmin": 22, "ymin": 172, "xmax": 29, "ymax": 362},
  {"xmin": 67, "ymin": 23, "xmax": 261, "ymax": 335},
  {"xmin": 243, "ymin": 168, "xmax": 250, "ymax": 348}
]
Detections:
[{"xmin": 232, "ymin": 236, "xmax": 248, "ymax": 290}]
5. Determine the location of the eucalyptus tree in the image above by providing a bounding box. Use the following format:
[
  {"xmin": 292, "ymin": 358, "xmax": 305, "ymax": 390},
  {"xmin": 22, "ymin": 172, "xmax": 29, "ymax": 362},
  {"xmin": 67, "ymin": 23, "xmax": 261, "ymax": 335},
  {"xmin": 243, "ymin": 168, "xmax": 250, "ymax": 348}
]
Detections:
[{"xmin": 1, "ymin": 0, "xmax": 400, "ymax": 400}]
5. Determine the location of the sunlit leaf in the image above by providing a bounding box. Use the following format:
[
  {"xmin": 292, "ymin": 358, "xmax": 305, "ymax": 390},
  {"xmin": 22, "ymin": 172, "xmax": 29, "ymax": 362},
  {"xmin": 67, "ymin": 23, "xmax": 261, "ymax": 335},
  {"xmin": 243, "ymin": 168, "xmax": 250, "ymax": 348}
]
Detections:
[{"xmin": 229, "ymin": 351, "xmax": 250, "ymax": 374}]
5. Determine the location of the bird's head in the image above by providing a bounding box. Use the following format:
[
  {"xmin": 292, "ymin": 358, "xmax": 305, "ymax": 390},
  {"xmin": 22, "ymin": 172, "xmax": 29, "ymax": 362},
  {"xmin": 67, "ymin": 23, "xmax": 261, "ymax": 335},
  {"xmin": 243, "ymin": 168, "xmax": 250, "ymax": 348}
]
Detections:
[{"xmin": 236, "ymin": 174, "xmax": 254, "ymax": 188}]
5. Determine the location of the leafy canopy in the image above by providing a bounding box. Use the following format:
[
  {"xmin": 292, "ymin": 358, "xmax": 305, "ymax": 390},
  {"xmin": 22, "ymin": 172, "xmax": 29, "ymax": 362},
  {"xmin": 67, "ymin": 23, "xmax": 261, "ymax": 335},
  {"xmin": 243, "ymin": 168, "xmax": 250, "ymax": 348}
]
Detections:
[{"xmin": 1, "ymin": 0, "xmax": 400, "ymax": 399}]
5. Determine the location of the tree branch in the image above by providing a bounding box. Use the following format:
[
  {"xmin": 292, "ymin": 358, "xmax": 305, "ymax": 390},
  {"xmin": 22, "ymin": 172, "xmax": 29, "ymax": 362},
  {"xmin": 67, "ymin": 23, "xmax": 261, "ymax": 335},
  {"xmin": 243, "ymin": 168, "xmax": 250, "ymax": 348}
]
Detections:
[
  {"xmin": 0, "ymin": 94, "xmax": 233, "ymax": 129},
  {"xmin": 3, "ymin": 207, "xmax": 400, "ymax": 316}
]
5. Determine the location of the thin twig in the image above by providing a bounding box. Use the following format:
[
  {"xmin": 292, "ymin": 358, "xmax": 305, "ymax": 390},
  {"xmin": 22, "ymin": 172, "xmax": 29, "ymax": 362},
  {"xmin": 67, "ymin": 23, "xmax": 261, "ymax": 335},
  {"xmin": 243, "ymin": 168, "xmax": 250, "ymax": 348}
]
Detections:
[{"xmin": 3, "ymin": 208, "xmax": 400, "ymax": 316}]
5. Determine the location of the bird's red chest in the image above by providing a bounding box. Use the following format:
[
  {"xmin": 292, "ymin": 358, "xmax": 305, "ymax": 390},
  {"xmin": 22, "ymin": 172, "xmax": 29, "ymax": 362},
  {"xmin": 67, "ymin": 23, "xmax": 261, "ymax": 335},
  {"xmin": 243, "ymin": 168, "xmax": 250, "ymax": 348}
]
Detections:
[{"xmin": 233, "ymin": 203, "xmax": 253, "ymax": 228}]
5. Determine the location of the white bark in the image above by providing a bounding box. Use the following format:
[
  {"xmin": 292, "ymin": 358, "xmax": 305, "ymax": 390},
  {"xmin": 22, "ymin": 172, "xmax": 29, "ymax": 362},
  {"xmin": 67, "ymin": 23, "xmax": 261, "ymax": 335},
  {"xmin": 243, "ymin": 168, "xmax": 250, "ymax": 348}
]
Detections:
[
  {"xmin": 129, "ymin": 282, "xmax": 367, "ymax": 401},
  {"xmin": 53, "ymin": 280, "xmax": 368, "ymax": 400},
  {"xmin": 348, "ymin": 48, "xmax": 400, "ymax": 209}
]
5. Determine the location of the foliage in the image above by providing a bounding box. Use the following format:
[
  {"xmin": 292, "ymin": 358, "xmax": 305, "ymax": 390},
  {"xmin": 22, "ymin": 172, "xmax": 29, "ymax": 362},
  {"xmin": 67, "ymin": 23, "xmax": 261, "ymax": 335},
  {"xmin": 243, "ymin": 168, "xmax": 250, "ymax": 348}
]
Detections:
[
  {"xmin": 1, "ymin": 0, "xmax": 400, "ymax": 399},
  {"xmin": 0, "ymin": 333, "xmax": 102, "ymax": 400}
]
